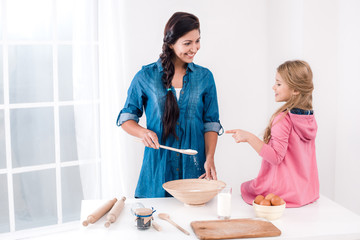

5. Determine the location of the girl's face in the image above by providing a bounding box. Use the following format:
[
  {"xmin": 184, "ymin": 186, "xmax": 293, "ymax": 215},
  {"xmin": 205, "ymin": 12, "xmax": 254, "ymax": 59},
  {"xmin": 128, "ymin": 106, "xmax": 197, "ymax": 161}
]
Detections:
[
  {"xmin": 171, "ymin": 29, "xmax": 200, "ymax": 65},
  {"xmin": 272, "ymin": 72, "xmax": 295, "ymax": 102}
]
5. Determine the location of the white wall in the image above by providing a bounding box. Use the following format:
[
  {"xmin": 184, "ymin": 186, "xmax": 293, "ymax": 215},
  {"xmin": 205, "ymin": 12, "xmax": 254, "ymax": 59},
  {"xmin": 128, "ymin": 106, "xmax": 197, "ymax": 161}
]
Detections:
[
  {"xmin": 303, "ymin": 0, "xmax": 339, "ymax": 201},
  {"xmin": 335, "ymin": 0, "xmax": 360, "ymax": 214},
  {"xmin": 117, "ymin": 0, "xmax": 360, "ymax": 215}
]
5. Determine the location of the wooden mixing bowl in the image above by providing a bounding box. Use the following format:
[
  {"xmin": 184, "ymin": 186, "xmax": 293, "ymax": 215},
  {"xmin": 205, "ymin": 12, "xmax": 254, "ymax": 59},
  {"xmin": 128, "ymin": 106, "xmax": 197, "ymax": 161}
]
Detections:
[{"xmin": 163, "ymin": 179, "xmax": 226, "ymax": 206}]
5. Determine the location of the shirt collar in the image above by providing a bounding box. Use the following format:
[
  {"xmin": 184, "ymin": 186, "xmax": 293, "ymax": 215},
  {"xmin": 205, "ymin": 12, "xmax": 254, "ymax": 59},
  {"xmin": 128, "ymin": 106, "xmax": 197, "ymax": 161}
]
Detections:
[{"xmin": 156, "ymin": 58, "xmax": 194, "ymax": 72}]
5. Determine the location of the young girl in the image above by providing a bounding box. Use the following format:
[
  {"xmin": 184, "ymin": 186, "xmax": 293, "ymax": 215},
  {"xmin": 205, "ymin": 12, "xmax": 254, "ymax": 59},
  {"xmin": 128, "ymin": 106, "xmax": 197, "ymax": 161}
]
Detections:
[{"xmin": 226, "ymin": 60, "xmax": 319, "ymax": 207}]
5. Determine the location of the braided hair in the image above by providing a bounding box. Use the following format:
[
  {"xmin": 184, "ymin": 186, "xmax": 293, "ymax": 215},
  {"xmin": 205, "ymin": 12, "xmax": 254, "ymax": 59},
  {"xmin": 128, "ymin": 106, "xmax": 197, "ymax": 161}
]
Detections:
[{"xmin": 159, "ymin": 12, "xmax": 200, "ymax": 141}]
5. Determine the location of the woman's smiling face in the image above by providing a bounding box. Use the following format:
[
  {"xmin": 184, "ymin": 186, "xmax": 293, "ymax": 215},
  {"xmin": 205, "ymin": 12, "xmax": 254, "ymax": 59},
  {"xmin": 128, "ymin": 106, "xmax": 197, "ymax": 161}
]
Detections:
[{"xmin": 171, "ymin": 29, "xmax": 200, "ymax": 64}]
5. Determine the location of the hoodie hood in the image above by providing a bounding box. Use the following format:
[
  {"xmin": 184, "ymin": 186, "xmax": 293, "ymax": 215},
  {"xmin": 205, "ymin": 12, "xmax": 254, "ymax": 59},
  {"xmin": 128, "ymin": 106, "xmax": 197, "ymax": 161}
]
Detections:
[{"xmin": 289, "ymin": 113, "xmax": 317, "ymax": 141}]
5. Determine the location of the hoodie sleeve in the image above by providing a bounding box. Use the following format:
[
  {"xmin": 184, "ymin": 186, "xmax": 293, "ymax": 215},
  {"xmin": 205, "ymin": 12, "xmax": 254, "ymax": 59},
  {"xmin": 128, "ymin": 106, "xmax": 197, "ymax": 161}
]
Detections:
[{"xmin": 259, "ymin": 113, "xmax": 292, "ymax": 165}]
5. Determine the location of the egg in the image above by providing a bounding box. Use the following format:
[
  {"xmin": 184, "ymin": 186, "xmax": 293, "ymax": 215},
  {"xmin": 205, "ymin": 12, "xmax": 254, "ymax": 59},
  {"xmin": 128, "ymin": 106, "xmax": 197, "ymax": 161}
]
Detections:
[
  {"xmin": 265, "ymin": 193, "xmax": 275, "ymax": 200},
  {"xmin": 255, "ymin": 193, "xmax": 286, "ymax": 206},
  {"xmin": 259, "ymin": 199, "xmax": 271, "ymax": 206},
  {"xmin": 254, "ymin": 195, "xmax": 265, "ymax": 205},
  {"xmin": 270, "ymin": 195, "xmax": 282, "ymax": 206}
]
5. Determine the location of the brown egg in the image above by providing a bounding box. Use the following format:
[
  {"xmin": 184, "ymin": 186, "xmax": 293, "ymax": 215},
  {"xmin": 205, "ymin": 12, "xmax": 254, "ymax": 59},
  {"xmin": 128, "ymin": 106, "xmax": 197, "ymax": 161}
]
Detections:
[
  {"xmin": 270, "ymin": 195, "xmax": 282, "ymax": 206},
  {"xmin": 265, "ymin": 193, "xmax": 275, "ymax": 200},
  {"xmin": 259, "ymin": 199, "xmax": 271, "ymax": 206},
  {"xmin": 254, "ymin": 195, "xmax": 265, "ymax": 205},
  {"xmin": 280, "ymin": 198, "xmax": 286, "ymax": 205}
]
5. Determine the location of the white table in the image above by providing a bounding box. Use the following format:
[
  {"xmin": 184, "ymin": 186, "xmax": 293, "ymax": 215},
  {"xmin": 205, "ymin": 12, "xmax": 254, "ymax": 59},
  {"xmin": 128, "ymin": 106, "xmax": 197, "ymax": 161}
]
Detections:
[{"xmin": 77, "ymin": 194, "xmax": 360, "ymax": 240}]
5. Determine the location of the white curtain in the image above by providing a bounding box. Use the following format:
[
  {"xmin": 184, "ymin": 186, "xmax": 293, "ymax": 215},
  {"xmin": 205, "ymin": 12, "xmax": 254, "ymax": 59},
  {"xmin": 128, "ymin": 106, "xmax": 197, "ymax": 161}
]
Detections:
[
  {"xmin": 97, "ymin": 0, "xmax": 137, "ymax": 198},
  {"xmin": 73, "ymin": 0, "xmax": 144, "ymax": 201},
  {"xmin": 72, "ymin": 0, "xmax": 102, "ymax": 200}
]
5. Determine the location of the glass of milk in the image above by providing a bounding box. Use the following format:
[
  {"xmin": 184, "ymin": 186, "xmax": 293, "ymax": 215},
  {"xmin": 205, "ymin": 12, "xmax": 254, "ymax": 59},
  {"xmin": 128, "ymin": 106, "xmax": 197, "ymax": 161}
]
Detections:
[{"xmin": 217, "ymin": 186, "xmax": 232, "ymax": 219}]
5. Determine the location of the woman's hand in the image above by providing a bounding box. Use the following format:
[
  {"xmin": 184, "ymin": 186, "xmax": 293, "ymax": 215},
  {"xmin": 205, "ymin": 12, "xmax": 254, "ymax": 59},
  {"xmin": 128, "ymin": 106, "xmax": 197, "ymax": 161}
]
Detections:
[
  {"xmin": 225, "ymin": 129, "xmax": 251, "ymax": 143},
  {"xmin": 199, "ymin": 157, "xmax": 217, "ymax": 180},
  {"xmin": 140, "ymin": 130, "xmax": 160, "ymax": 149},
  {"xmin": 121, "ymin": 120, "xmax": 160, "ymax": 149}
]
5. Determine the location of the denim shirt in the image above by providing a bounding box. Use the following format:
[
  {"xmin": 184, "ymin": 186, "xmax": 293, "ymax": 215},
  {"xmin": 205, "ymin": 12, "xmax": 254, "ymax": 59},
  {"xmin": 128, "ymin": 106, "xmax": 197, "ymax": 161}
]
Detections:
[{"xmin": 117, "ymin": 59, "xmax": 223, "ymax": 198}]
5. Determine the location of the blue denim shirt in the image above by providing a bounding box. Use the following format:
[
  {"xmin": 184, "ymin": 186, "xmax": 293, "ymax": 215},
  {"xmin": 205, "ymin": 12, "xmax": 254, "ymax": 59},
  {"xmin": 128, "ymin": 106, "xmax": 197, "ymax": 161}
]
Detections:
[{"xmin": 117, "ymin": 59, "xmax": 223, "ymax": 198}]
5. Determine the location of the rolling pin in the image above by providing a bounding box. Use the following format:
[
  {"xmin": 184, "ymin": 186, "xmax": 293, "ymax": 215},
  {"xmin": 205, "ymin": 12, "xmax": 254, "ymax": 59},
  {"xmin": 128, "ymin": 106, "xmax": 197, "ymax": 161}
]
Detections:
[
  {"xmin": 104, "ymin": 197, "xmax": 126, "ymax": 228},
  {"xmin": 82, "ymin": 198, "xmax": 118, "ymax": 226}
]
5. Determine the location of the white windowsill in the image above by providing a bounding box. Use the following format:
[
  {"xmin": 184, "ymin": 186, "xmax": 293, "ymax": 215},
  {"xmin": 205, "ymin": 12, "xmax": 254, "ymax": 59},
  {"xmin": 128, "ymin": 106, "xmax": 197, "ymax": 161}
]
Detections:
[{"xmin": 0, "ymin": 221, "xmax": 80, "ymax": 240}]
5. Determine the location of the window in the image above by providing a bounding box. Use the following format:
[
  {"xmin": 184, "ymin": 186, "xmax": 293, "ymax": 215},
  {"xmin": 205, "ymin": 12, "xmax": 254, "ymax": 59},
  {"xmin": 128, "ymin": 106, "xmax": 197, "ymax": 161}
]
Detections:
[{"xmin": 0, "ymin": 0, "xmax": 100, "ymax": 237}]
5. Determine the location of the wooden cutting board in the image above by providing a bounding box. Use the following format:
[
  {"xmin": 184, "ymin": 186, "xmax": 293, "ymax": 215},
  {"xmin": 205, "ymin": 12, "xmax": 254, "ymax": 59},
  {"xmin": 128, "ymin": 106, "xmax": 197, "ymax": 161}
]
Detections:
[{"xmin": 191, "ymin": 218, "xmax": 281, "ymax": 240}]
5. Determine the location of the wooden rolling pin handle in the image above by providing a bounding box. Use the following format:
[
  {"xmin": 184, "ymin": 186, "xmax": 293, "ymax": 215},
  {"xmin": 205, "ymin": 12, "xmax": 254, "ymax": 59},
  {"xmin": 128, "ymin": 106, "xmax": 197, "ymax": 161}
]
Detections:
[
  {"xmin": 82, "ymin": 216, "xmax": 95, "ymax": 226},
  {"xmin": 82, "ymin": 198, "xmax": 118, "ymax": 227},
  {"xmin": 104, "ymin": 219, "xmax": 112, "ymax": 228},
  {"xmin": 104, "ymin": 214, "xmax": 116, "ymax": 228}
]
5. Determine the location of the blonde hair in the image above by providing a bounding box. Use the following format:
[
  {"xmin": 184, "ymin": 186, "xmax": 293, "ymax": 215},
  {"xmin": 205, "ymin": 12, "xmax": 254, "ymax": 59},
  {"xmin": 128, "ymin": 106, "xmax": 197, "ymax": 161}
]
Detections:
[{"xmin": 263, "ymin": 60, "xmax": 314, "ymax": 143}]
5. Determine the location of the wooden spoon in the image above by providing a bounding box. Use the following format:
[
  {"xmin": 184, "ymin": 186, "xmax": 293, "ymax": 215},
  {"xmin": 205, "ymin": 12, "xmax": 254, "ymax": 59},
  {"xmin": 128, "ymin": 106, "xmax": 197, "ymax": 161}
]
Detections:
[
  {"xmin": 135, "ymin": 138, "xmax": 198, "ymax": 155},
  {"xmin": 158, "ymin": 213, "xmax": 190, "ymax": 235}
]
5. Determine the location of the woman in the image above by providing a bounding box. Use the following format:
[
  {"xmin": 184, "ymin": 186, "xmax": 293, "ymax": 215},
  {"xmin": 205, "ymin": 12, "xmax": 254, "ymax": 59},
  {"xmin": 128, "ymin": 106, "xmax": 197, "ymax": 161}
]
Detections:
[{"xmin": 117, "ymin": 12, "xmax": 222, "ymax": 198}]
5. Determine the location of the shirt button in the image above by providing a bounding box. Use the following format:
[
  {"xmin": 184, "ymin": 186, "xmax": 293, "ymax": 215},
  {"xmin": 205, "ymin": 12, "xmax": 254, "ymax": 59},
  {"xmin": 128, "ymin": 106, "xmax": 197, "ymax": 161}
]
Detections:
[
  {"xmin": 176, "ymin": 122, "xmax": 180, "ymax": 125},
  {"xmin": 176, "ymin": 168, "xmax": 179, "ymax": 171},
  {"xmin": 181, "ymin": 91, "xmax": 184, "ymax": 94},
  {"xmin": 176, "ymin": 153, "xmax": 180, "ymax": 157}
]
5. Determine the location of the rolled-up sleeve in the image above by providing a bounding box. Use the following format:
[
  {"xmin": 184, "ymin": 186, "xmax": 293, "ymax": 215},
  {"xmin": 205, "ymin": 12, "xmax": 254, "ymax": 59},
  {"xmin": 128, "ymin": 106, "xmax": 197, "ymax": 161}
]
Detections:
[
  {"xmin": 204, "ymin": 121, "xmax": 223, "ymax": 135},
  {"xmin": 202, "ymin": 71, "xmax": 223, "ymax": 135},
  {"xmin": 116, "ymin": 112, "xmax": 140, "ymax": 126},
  {"xmin": 116, "ymin": 72, "xmax": 145, "ymax": 126}
]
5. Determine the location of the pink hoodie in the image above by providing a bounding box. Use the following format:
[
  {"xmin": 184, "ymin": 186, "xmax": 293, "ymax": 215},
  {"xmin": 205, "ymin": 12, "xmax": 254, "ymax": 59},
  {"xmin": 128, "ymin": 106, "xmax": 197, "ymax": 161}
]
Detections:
[{"xmin": 241, "ymin": 112, "xmax": 319, "ymax": 208}]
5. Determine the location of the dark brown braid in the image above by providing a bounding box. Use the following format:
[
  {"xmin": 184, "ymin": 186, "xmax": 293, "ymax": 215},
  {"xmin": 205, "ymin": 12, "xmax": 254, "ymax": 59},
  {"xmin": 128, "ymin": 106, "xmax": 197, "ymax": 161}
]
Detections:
[{"xmin": 159, "ymin": 12, "xmax": 200, "ymax": 141}]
